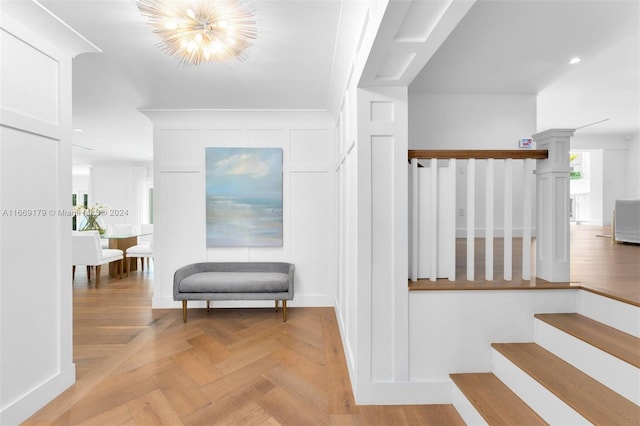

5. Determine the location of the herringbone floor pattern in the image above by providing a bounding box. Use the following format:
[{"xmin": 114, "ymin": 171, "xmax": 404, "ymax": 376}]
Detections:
[{"xmin": 23, "ymin": 269, "xmax": 463, "ymax": 425}]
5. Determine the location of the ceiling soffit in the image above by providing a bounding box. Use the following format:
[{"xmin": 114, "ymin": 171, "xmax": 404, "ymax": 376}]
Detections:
[{"xmin": 360, "ymin": 0, "xmax": 476, "ymax": 88}]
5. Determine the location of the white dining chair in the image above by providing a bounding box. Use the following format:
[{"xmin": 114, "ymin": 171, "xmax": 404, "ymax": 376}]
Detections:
[
  {"xmin": 125, "ymin": 225, "xmax": 153, "ymax": 275},
  {"xmin": 125, "ymin": 237, "xmax": 153, "ymax": 276},
  {"xmin": 72, "ymin": 231, "xmax": 123, "ymax": 286}
]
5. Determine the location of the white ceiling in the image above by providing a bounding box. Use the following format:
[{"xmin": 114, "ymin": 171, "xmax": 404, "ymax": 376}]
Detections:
[
  {"xmin": 409, "ymin": 0, "xmax": 640, "ymax": 135},
  {"xmin": 39, "ymin": 0, "xmax": 357, "ymax": 164},
  {"xmin": 35, "ymin": 0, "xmax": 640, "ymax": 165}
]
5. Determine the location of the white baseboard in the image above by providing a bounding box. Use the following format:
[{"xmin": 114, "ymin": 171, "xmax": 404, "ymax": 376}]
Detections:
[
  {"xmin": 151, "ymin": 294, "xmax": 333, "ymax": 309},
  {"xmin": 354, "ymin": 381, "xmax": 451, "ymax": 405},
  {"xmin": 0, "ymin": 364, "xmax": 75, "ymax": 426}
]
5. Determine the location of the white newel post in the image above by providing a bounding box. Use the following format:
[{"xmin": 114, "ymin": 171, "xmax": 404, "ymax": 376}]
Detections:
[{"xmin": 533, "ymin": 129, "xmax": 575, "ymax": 282}]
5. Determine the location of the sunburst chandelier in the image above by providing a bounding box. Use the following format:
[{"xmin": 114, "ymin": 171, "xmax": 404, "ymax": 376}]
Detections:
[{"xmin": 136, "ymin": 0, "xmax": 257, "ymax": 65}]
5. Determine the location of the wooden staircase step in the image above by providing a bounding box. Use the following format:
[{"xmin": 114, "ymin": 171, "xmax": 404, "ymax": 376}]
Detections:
[
  {"xmin": 450, "ymin": 373, "xmax": 548, "ymax": 426},
  {"xmin": 535, "ymin": 313, "xmax": 640, "ymax": 368},
  {"xmin": 492, "ymin": 343, "xmax": 640, "ymax": 425}
]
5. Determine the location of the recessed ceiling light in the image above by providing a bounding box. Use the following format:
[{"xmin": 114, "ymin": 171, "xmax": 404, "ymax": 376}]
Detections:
[
  {"xmin": 74, "ymin": 128, "xmax": 83, "ymax": 132},
  {"xmin": 569, "ymin": 57, "xmax": 582, "ymax": 65}
]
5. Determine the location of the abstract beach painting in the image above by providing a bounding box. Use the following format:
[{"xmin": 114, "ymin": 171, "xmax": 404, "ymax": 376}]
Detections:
[{"xmin": 206, "ymin": 147, "xmax": 283, "ymax": 247}]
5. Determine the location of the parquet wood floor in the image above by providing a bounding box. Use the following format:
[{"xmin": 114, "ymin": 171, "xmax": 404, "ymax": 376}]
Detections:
[
  {"xmin": 24, "ymin": 225, "xmax": 633, "ymax": 425},
  {"xmin": 24, "ymin": 270, "xmax": 464, "ymax": 425}
]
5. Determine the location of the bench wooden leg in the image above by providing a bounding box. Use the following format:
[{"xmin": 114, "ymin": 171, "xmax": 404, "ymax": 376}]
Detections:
[
  {"xmin": 282, "ymin": 300, "xmax": 287, "ymax": 322},
  {"xmin": 275, "ymin": 300, "xmax": 279, "ymax": 312},
  {"xmin": 182, "ymin": 300, "xmax": 187, "ymax": 323},
  {"xmin": 206, "ymin": 300, "xmax": 210, "ymax": 312}
]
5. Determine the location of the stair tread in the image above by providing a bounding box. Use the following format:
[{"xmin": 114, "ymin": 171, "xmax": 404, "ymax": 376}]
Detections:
[
  {"xmin": 451, "ymin": 373, "xmax": 548, "ymax": 426},
  {"xmin": 535, "ymin": 313, "xmax": 640, "ymax": 368},
  {"xmin": 492, "ymin": 343, "xmax": 640, "ymax": 425}
]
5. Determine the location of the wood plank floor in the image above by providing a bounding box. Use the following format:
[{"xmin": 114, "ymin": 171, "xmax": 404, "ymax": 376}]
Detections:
[
  {"xmin": 569, "ymin": 224, "xmax": 640, "ymax": 305},
  {"xmin": 410, "ymin": 224, "xmax": 640, "ymax": 306},
  {"xmin": 24, "ymin": 269, "xmax": 464, "ymax": 425}
]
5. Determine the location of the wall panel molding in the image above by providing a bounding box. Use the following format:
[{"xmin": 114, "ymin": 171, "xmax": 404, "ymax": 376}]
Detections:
[
  {"xmin": 146, "ymin": 112, "xmax": 336, "ymax": 310},
  {"xmin": 0, "ymin": 3, "xmax": 98, "ymax": 422}
]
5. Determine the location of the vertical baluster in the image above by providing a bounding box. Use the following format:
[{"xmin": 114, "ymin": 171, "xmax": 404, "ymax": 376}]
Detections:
[
  {"xmin": 522, "ymin": 158, "xmax": 532, "ymax": 280},
  {"xmin": 430, "ymin": 158, "xmax": 438, "ymax": 281},
  {"xmin": 504, "ymin": 159, "xmax": 513, "ymax": 281},
  {"xmin": 467, "ymin": 159, "xmax": 475, "ymax": 281},
  {"xmin": 411, "ymin": 158, "xmax": 418, "ymax": 282},
  {"xmin": 485, "ymin": 158, "xmax": 494, "ymax": 281},
  {"xmin": 448, "ymin": 159, "xmax": 456, "ymax": 281}
]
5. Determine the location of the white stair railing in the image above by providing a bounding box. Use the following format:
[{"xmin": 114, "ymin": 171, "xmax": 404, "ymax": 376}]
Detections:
[{"xmin": 409, "ymin": 133, "xmax": 573, "ymax": 284}]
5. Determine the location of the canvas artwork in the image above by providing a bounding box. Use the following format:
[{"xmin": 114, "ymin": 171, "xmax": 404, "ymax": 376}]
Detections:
[{"xmin": 206, "ymin": 147, "xmax": 283, "ymax": 247}]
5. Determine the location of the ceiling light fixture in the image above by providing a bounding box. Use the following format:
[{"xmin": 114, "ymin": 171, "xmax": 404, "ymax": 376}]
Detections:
[
  {"xmin": 569, "ymin": 57, "xmax": 582, "ymax": 65},
  {"xmin": 136, "ymin": 0, "xmax": 257, "ymax": 65}
]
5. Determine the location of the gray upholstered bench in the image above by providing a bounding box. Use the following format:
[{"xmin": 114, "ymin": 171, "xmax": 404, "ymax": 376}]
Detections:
[{"xmin": 173, "ymin": 262, "xmax": 294, "ymax": 322}]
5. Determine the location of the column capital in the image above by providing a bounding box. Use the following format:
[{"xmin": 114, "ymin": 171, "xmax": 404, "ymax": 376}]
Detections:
[
  {"xmin": 534, "ymin": 128, "xmax": 576, "ymax": 174},
  {"xmin": 532, "ymin": 128, "xmax": 576, "ymax": 141}
]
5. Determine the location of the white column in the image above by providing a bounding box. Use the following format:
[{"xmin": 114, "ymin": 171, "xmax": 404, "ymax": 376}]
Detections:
[
  {"xmin": 356, "ymin": 87, "xmax": 409, "ymax": 389},
  {"xmin": 534, "ymin": 129, "xmax": 575, "ymax": 282}
]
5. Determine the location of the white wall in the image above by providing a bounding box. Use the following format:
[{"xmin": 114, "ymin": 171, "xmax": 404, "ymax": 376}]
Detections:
[
  {"xmin": 143, "ymin": 110, "xmax": 335, "ymax": 310},
  {"xmin": 409, "ymin": 93, "xmax": 537, "ymax": 150},
  {"xmin": 91, "ymin": 165, "xmax": 149, "ymax": 229},
  {"xmin": 628, "ymin": 133, "xmax": 640, "ymax": 198},
  {"xmin": 333, "ymin": 0, "xmax": 420, "ymax": 404},
  {"xmin": 604, "ymin": 149, "xmax": 628, "ymax": 225},
  {"xmin": 0, "ymin": 5, "xmax": 98, "ymax": 424},
  {"xmin": 71, "ymin": 164, "xmax": 91, "ymax": 198},
  {"xmin": 409, "ymin": 290, "xmax": 577, "ymax": 381},
  {"xmin": 91, "ymin": 166, "xmax": 129, "ymax": 225},
  {"xmin": 408, "ymin": 93, "xmax": 538, "ymax": 234},
  {"xmin": 590, "ymin": 150, "xmax": 605, "ymax": 225},
  {"xmin": 572, "ymin": 133, "xmax": 633, "ymax": 225}
]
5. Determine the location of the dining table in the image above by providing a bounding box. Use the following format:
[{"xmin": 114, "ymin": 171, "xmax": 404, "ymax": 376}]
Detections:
[{"xmin": 101, "ymin": 230, "xmax": 152, "ymax": 277}]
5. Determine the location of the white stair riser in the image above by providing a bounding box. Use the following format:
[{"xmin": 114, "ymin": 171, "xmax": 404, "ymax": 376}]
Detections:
[
  {"xmin": 578, "ymin": 291, "xmax": 640, "ymax": 337},
  {"xmin": 492, "ymin": 349, "xmax": 590, "ymax": 425},
  {"xmin": 451, "ymin": 383, "xmax": 488, "ymax": 426},
  {"xmin": 535, "ymin": 319, "xmax": 640, "ymax": 405}
]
